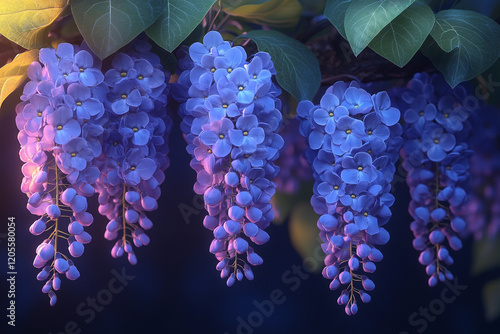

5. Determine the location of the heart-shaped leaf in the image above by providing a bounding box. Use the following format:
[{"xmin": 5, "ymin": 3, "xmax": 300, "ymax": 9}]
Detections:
[
  {"xmin": 324, "ymin": 0, "xmax": 353, "ymax": 39},
  {"xmin": 369, "ymin": 1, "xmax": 435, "ymax": 67},
  {"xmin": 345, "ymin": 0, "xmax": 416, "ymax": 56},
  {"xmin": 0, "ymin": 0, "xmax": 68, "ymax": 49},
  {"xmin": 245, "ymin": 30, "xmax": 320, "ymax": 101},
  {"xmin": 421, "ymin": 9, "xmax": 500, "ymax": 87},
  {"xmin": 71, "ymin": 0, "xmax": 164, "ymax": 59},
  {"xmin": 146, "ymin": 0, "xmax": 216, "ymax": 53}
]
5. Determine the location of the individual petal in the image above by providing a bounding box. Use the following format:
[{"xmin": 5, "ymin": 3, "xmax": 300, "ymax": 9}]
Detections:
[
  {"xmin": 189, "ymin": 42, "xmax": 208, "ymax": 63},
  {"xmin": 317, "ymin": 182, "xmax": 333, "ymax": 196},
  {"xmin": 126, "ymin": 89, "xmax": 142, "ymax": 107},
  {"xmin": 313, "ymin": 108, "xmax": 330, "ymax": 126},
  {"xmin": 203, "ymin": 31, "xmax": 224, "ymax": 49},
  {"xmin": 71, "ymin": 156, "xmax": 87, "ymax": 171},
  {"xmin": 237, "ymin": 89, "xmax": 255, "ymax": 104},
  {"xmin": 136, "ymin": 158, "xmax": 156, "ymax": 180},
  {"xmin": 209, "ymin": 108, "xmax": 226, "ymax": 121},
  {"xmin": 25, "ymin": 116, "xmax": 42, "ymax": 133},
  {"xmin": 112, "ymin": 53, "xmax": 134, "ymax": 71},
  {"xmin": 112, "ymin": 99, "xmax": 129, "ymax": 115},
  {"xmin": 427, "ymin": 145, "xmax": 446, "ymax": 162},
  {"xmin": 249, "ymin": 127, "xmax": 265, "ymax": 144},
  {"xmin": 79, "ymin": 70, "xmax": 97, "ymax": 87},
  {"xmin": 75, "ymin": 50, "xmax": 93, "ymax": 69},
  {"xmin": 341, "ymin": 169, "xmax": 360, "ymax": 184},
  {"xmin": 132, "ymin": 129, "xmax": 150, "ymax": 146},
  {"xmin": 372, "ymin": 125, "xmax": 390, "ymax": 141},
  {"xmin": 68, "ymin": 83, "xmax": 91, "ymax": 101},
  {"xmin": 404, "ymin": 109, "xmax": 419, "ymax": 124},
  {"xmin": 63, "ymin": 119, "xmax": 82, "ymax": 138},
  {"xmin": 237, "ymin": 114, "xmax": 258, "ymax": 130},
  {"xmin": 439, "ymin": 133, "xmax": 456, "ymax": 151},
  {"xmin": 200, "ymin": 130, "xmax": 219, "ymax": 145},
  {"xmin": 378, "ymin": 107, "xmax": 400, "ymax": 126},
  {"xmin": 320, "ymin": 93, "xmax": 340, "ymax": 110},
  {"xmin": 82, "ymin": 98, "xmax": 103, "ymax": 116},
  {"xmin": 213, "ymin": 139, "xmax": 232, "ymax": 157},
  {"xmin": 228, "ymin": 129, "xmax": 245, "ymax": 146},
  {"xmin": 297, "ymin": 100, "xmax": 314, "ymax": 118}
]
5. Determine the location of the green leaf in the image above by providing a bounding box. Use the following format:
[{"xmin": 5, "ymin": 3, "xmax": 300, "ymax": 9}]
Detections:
[
  {"xmin": 324, "ymin": 0, "xmax": 352, "ymax": 39},
  {"xmin": 146, "ymin": 0, "xmax": 216, "ymax": 53},
  {"xmin": 482, "ymin": 279, "xmax": 500, "ymax": 321},
  {"xmin": 368, "ymin": 1, "xmax": 435, "ymax": 67},
  {"xmin": 245, "ymin": 30, "xmax": 320, "ymax": 101},
  {"xmin": 0, "ymin": 0, "xmax": 68, "ymax": 49},
  {"xmin": 221, "ymin": 0, "xmax": 270, "ymax": 11},
  {"xmin": 71, "ymin": 0, "xmax": 164, "ymax": 59},
  {"xmin": 421, "ymin": 9, "xmax": 500, "ymax": 88},
  {"xmin": 289, "ymin": 202, "xmax": 323, "ymax": 272},
  {"xmin": 345, "ymin": 0, "xmax": 416, "ymax": 56},
  {"xmin": 0, "ymin": 49, "xmax": 39, "ymax": 110}
]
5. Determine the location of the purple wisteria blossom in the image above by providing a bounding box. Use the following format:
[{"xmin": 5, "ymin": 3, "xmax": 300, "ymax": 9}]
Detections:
[
  {"xmin": 397, "ymin": 72, "xmax": 473, "ymax": 287},
  {"xmin": 297, "ymin": 80, "xmax": 402, "ymax": 314},
  {"xmin": 175, "ymin": 31, "xmax": 283, "ymax": 286}
]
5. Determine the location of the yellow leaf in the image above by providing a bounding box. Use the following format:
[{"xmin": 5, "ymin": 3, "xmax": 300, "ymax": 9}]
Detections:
[
  {"xmin": 229, "ymin": 0, "xmax": 302, "ymax": 28},
  {"xmin": 0, "ymin": 49, "xmax": 39, "ymax": 110},
  {"xmin": 0, "ymin": 0, "xmax": 68, "ymax": 49}
]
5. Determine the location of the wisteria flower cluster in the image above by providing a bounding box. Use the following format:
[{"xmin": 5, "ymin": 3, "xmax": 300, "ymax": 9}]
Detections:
[
  {"xmin": 174, "ymin": 31, "xmax": 283, "ymax": 285},
  {"xmin": 398, "ymin": 72, "xmax": 473, "ymax": 287},
  {"xmin": 93, "ymin": 40, "xmax": 172, "ymax": 266},
  {"xmin": 297, "ymin": 81, "xmax": 402, "ymax": 315},
  {"xmin": 16, "ymin": 43, "xmax": 104, "ymax": 305},
  {"xmin": 463, "ymin": 105, "xmax": 500, "ymax": 240},
  {"xmin": 16, "ymin": 40, "xmax": 171, "ymax": 306}
]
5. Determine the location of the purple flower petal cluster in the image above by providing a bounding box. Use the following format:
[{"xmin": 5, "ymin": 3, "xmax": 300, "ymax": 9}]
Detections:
[
  {"xmin": 398, "ymin": 73, "xmax": 473, "ymax": 287},
  {"xmin": 297, "ymin": 81, "xmax": 402, "ymax": 315},
  {"xmin": 94, "ymin": 40, "xmax": 171, "ymax": 266},
  {"xmin": 462, "ymin": 105, "xmax": 500, "ymax": 240},
  {"xmin": 17, "ymin": 39, "xmax": 170, "ymax": 305},
  {"xmin": 16, "ymin": 43, "xmax": 105, "ymax": 305},
  {"xmin": 175, "ymin": 31, "xmax": 283, "ymax": 285}
]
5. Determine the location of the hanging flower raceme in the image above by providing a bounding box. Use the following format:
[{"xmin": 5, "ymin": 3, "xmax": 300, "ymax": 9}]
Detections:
[
  {"xmin": 397, "ymin": 73, "xmax": 473, "ymax": 287},
  {"xmin": 174, "ymin": 31, "xmax": 283, "ymax": 285},
  {"xmin": 16, "ymin": 43, "xmax": 105, "ymax": 305},
  {"xmin": 296, "ymin": 81, "xmax": 402, "ymax": 315},
  {"xmin": 94, "ymin": 40, "xmax": 172, "ymax": 265},
  {"xmin": 464, "ymin": 105, "xmax": 500, "ymax": 240}
]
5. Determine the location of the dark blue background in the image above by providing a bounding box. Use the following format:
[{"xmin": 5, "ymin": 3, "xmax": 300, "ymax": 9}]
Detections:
[{"xmin": 0, "ymin": 87, "xmax": 499, "ymax": 334}]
